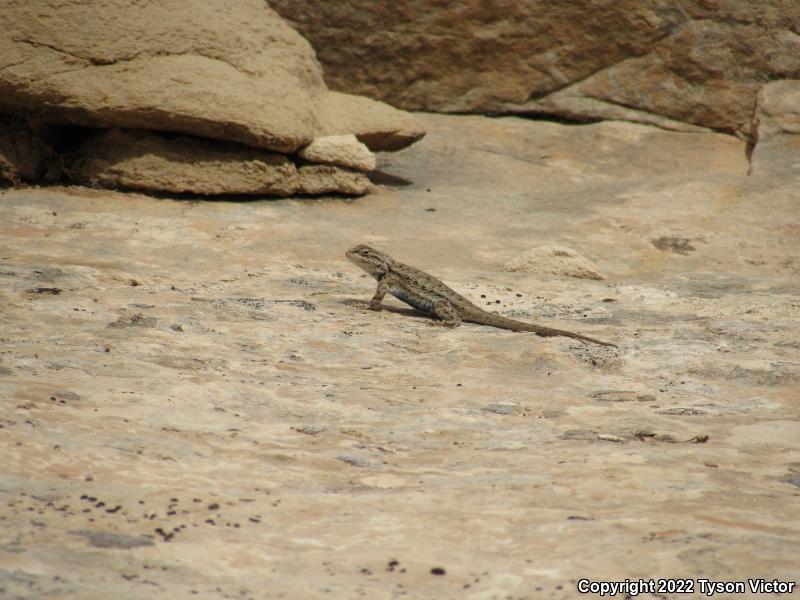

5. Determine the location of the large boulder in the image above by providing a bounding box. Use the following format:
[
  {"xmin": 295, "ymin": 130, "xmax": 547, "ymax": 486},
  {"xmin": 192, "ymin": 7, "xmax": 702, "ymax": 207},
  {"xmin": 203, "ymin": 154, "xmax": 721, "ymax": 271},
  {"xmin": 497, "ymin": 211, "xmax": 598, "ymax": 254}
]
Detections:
[
  {"xmin": 272, "ymin": 0, "xmax": 800, "ymax": 138},
  {"xmin": 0, "ymin": 0, "xmax": 424, "ymax": 195},
  {"xmin": 0, "ymin": 0, "xmax": 423, "ymax": 154}
]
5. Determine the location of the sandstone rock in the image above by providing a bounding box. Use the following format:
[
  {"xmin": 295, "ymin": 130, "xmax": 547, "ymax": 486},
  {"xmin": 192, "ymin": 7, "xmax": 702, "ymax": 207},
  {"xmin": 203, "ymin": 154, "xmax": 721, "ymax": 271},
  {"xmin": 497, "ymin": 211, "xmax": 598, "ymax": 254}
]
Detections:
[
  {"xmin": 1, "ymin": 113, "xmax": 797, "ymax": 598},
  {"xmin": 749, "ymin": 80, "xmax": 800, "ymax": 177},
  {"xmin": 272, "ymin": 0, "xmax": 800, "ymax": 137},
  {"xmin": 0, "ymin": 114, "xmax": 50, "ymax": 183},
  {"xmin": 0, "ymin": 0, "xmax": 423, "ymax": 155},
  {"xmin": 316, "ymin": 91, "xmax": 425, "ymax": 152},
  {"xmin": 299, "ymin": 134, "xmax": 376, "ymax": 172},
  {"xmin": 68, "ymin": 129, "xmax": 298, "ymax": 195},
  {"xmin": 297, "ymin": 164, "xmax": 370, "ymax": 195},
  {"xmin": 504, "ymin": 245, "xmax": 605, "ymax": 280},
  {"xmin": 67, "ymin": 129, "xmax": 369, "ymax": 196}
]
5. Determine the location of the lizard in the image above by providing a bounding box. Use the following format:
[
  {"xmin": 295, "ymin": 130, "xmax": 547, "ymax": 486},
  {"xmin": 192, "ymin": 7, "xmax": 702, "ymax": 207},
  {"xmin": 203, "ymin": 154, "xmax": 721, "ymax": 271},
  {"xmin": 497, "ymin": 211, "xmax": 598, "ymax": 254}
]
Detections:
[{"xmin": 346, "ymin": 244, "xmax": 617, "ymax": 348}]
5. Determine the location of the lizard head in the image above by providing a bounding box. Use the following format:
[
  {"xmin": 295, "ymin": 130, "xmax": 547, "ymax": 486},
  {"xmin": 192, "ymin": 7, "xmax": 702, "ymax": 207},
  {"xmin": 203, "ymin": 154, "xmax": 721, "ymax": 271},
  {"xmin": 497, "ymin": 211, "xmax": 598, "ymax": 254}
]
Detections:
[{"xmin": 346, "ymin": 244, "xmax": 392, "ymax": 277}]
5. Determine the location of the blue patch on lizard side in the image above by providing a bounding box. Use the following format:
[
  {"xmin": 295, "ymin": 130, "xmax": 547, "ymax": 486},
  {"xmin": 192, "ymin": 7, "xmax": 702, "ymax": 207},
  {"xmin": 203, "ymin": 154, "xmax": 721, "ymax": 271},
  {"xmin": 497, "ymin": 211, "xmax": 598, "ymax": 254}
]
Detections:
[{"xmin": 391, "ymin": 288, "xmax": 434, "ymax": 313}]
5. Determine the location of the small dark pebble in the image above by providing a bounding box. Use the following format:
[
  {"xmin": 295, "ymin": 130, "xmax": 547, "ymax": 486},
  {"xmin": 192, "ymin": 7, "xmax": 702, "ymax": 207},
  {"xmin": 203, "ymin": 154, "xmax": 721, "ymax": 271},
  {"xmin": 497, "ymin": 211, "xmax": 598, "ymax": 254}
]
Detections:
[
  {"xmin": 431, "ymin": 567, "xmax": 446, "ymax": 576},
  {"xmin": 208, "ymin": 503, "xmax": 220, "ymax": 510}
]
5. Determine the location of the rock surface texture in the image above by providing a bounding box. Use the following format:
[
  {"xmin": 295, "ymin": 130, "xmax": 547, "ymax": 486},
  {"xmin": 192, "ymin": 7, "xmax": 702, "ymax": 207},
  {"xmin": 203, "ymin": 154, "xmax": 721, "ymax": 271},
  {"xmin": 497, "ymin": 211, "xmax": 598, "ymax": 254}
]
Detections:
[
  {"xmin": 505, "ymin": 245, "xmax": 606, "ymax": 280},
  {"xmin": 1, "ymin": 113, "xmax": 798, "ymax": 598},
  {"xmin": 272, "ymin": 0, "xmax": 800, "ymax": 137},
  {"xmin": 0, "ymin": 0, "xmax": 423, "ymax": 195},
  {"xmin": 750, "ymin": 79, "xmax": 800, "ymax": 177}
]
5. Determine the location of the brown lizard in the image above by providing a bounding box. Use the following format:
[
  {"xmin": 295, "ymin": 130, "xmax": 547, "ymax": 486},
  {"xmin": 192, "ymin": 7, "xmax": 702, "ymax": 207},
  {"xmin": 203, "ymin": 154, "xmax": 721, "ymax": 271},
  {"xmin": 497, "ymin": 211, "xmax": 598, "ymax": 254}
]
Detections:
[{"xmin": 346, "ymin": 244, "xmax": 617, "ymax": 347}]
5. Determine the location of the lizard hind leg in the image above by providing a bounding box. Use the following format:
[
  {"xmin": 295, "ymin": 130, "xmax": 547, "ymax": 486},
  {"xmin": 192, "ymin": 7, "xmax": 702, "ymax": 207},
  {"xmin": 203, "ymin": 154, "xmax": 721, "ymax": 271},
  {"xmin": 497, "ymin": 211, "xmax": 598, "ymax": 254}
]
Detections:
[{"xmin": 431, "ymin": 298, "xmax": 462, "ymax": 328}]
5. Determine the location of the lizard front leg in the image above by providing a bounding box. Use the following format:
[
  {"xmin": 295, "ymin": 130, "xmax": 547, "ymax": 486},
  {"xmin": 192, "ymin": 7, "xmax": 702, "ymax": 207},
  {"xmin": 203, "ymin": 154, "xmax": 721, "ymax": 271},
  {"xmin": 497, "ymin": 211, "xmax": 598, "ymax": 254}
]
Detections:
[
  {"xmin": 431, "ymin": 298, "xmax": 462, "ymax": 328},
  {"xmin": 367, "ymin": 279, "xmax": 389, "ymax": 311}
]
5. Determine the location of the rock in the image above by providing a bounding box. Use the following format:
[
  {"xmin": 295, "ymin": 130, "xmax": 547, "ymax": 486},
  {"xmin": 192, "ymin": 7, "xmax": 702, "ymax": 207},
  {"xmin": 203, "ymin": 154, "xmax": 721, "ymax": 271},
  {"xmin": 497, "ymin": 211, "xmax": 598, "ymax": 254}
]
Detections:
[
  {"xmin": 67, "ymin": 129, "xmax": 369, "ymax": 196},
  {"xmin": 749, "ymin": 80, "xmax": 800, "ymax": 177},
  {"xmin": 272, "ymin": 1, "xmax": 800, "ymax": 137},
  {"xmin": 69, "ymin": 129, "xmax": 298, "ymax": 196},
  {"xmin": 0, "ymin": 114, "xmax": 50, "ymax": 183},
  {"xmin": 0, "ymin": 112, "xmax": 798, "ymax": 597},
  {"xmin": 0, "ymin": 0, "xmax": 423, "ymax": 154},
  {"xmin": 315, "ymin": 91, "xmax": 425, "ymax": 152},
  {"xmin": 298, "ymin": 134, "xmax": 376, "ymax": 172},
  {"xmin": 504, "ymin": 246, "xmax": 605, "ymax": 280},
  {"xmin": 297, "ymin": 164, "xmax": 370, "ymax": 196}
]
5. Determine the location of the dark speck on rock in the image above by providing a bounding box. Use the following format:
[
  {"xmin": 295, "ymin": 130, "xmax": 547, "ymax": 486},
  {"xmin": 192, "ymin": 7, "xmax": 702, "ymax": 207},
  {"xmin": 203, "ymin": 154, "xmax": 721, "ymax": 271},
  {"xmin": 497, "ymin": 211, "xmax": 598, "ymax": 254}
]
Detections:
[
  {"xmin": 27, "ymin": 286, "xmax": 62, "ymax": 295},
  {"xmin": 482, "ymin": 404, "xmax": 518, "ymax": 415},
  {"xmin": 652, "ymin": 236, "xmax": 695, "ymax": 254},
  {"xmin": 106, "ymin": 313, "xmax": 157, "ymax": 328},
  {"xmin": 70, "ymin": 529, "xmax": 154, "ymax": 549},
  {"xmin": 336, "ymin": 455, "xmax": 376, "ymax": 468},
  {"xmin": 430, "ymin": 567, "xmax": 446, "ymax": 576}
]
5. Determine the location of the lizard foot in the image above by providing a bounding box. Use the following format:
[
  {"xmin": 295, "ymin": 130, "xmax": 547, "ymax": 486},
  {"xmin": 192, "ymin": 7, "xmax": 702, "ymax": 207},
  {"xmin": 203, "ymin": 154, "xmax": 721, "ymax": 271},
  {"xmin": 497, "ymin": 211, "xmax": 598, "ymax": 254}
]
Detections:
[
  {"xmin": 345, "ymin": 299, "xmax": 383, "ymax": 311},
  {"xmin": 426, "ymin": 320, "xmax": 459, "ymax": 329}
]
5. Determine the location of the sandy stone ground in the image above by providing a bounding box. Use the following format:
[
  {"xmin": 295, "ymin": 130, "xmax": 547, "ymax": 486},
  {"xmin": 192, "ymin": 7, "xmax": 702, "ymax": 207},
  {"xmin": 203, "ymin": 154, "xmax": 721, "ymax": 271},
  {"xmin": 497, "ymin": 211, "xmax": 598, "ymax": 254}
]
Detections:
[{"xmin": 1, "ymin": 114, "xmax": 798, "ymax": 599}]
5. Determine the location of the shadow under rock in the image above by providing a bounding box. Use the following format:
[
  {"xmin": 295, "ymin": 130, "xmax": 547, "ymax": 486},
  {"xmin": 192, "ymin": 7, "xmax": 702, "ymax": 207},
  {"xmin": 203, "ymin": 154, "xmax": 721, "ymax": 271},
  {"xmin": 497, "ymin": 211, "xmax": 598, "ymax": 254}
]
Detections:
[{"xmin": 366, "ymin": 170, "xmax": 413, "ymax": 187}]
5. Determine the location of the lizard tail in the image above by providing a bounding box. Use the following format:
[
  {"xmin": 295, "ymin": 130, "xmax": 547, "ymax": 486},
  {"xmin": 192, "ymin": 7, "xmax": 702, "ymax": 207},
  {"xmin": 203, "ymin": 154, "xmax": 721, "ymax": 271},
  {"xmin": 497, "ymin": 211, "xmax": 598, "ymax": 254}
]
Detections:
[{"xmin": 474, "ymin": 314, "xmax": 617, "ymax": 348}]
